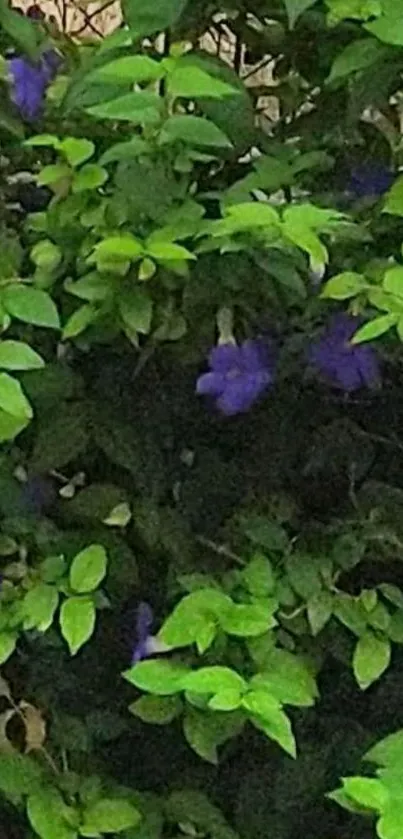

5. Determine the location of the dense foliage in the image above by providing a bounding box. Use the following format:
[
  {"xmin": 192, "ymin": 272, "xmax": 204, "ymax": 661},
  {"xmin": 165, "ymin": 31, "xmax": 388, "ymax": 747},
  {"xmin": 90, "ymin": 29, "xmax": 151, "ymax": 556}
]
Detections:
[{"xmin": 3, "ymin": 1, "xmax": 403, "ymax": 837}]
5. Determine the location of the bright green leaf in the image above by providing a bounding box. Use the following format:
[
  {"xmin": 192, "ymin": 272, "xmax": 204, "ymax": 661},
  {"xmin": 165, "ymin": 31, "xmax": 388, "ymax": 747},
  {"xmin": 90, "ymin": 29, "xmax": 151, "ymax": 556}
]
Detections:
[
  {"xmin": 307, "ymin": 590, "xmax": 333, "ymax": 635},
  {"xmin": 62, "ymin": 304, "xmax": 98, "ymax": 340},
  {"xmin": 181, "ymin": 667, "xmax": 247, "ymax": 695},
  {"xmin": 0, "ymin": 632, "xmax": 17, "ymax": 665},
  {"xmin": 80, "ymin": 799, "xmax": 141, "ymax": 835},
  {"xmin": 160, "ymin": 115, "xmax": 232, "ymax": 148},
  {"xmin": 219, "ymin": 602, "xmax": 276, "ymax": 637},
  {"xmin": 244, "ymin": 690, "xmax": 296, "ymax": 757},
  {"xmin": 86, "ymin": 92, "xmax": 161, "ymax": 124},
  {"xmin": 352, "ymin": 315, "xmax": 397, "ymax": 343},
  {"xmin": 90, "ymin": 55, "xmax": 164, "ymax": 84},
  {"xmin": 0, "ymin": 341, "xmax": 44, "ymax": 371},
  {"xmin": 23, "ymin": 584, "xmax": 59, "ymax": 632},
  {"xmin": 70, "ymin": 544, "xmax": 108, "ymax": 594},
  {"xmin": 321, "ymin": 272, "xmax": 368, "ymax": 300},
  {"xmin": 60, "ymin": 596, "xmax": 96, "ymax": 656},
  {"xmin": 72, "ymin": 164, "xmax": 108, "ymax": 193},
  {"xmin": 124, "ymin": 660, "xmax": 190, "ymax": 695},
  {"xmin": 59, "ymin": 138, "xmax": 95, "ymax": 167},
  {"xmin": 342, "ymin": 777, "xmax": 387, "ymax": 811},
  {"xmin": 0, "ymin": 373, "xmax": 32, "ymax": 420},
  {"xmin": 353, "ymin": 630, "xmax": 391, "ymax": 689},
  {"xmin": 27, "ymin": 789, "xmax": 78, "ymax": 839},
  {"xmin": 3, "ymin": 285, "xmax": 60, "ymax": 329}
]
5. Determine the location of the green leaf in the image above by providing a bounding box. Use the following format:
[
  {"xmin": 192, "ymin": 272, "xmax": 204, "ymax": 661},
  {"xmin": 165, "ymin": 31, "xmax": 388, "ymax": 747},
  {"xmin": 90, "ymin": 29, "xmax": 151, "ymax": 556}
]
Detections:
[
  {"xmin": 119, "ymin": 288, "xmax": 153, "ymax": 335},
  {"xmin": 0, "ymin": 2, "xmax": 40, "ymax": 59},
  {"xmin": 208, "ymin": 689, "xmax": 243, "ymax": 712},
  {"xmin": 70, "ymin": 545, "xmax": 107, "ymax": 594},
  {"xmin": 250, "ymin": 649, "xmax": 318, "ymax": 707},
  {"xmin": 72, "ymin": 164, "xmax": 108, "ymax": 193},
  {"xmin": 86, "ymin": 92, "xmax": 161, "ymax": 124},
  {"xmin": 99, "ymin": 137, "xmax": 149, "ymax": 166},
  {"xmin": 327, "ymin": 38, "xmax": 386, "ymax": 84},
  {"xmin": 146, "ymin": 241, "xmax": 196, "ymax": 262},
  {"xmin": 0, "ymin": 632, "xmax": 17, "ymax": 665},
  {"xmin": 383, "ymin": 266, "xmax": 403, "ymax": 298},
  {"xmin": 159, "ymin": 589, "xmax": 232, "ymax": 649},
  {"xmin": 352, "ymin": 315, "xmax": 397, "ymax": 343},
  {"xmin": 379, "ymin": 584, "xmax": 403, "ymax": 609},
  {"xmin": 0, "ymin": 753, "xmax": 44, "ymax": 800},
  {"xmin": 167, "ymin": 63, "xmax": 235, "ymax": 100},
  {"xmin": 31, "ymin": 240, "xmax": 62, "ymax": 273},
  {"xmin": 284, "ymin": 0, "xmax": 318, "ymax": 28},
  {"xmin": 27, "ymin": 789, "xmax": 78, "ymax": 839},
  {"xmin": 122, "ymin": 0, "xmax": 188, "ymax": 37},
  {"xmin": 365, "ymin": 729, "xmax": 403, "ymax": 766},
  {"xmin": 334, "ymin": 592, "xmax": 368, "ymax": 636},
  {"xmin": 182, "ymin": 667, "xmax": 247, "ymax": 696},
  {"xmin": 216, "ymin": 203, "xmax": 280, "ymax": 235},
  {"xmin": 307, "ymin": 590, "xmax": 333, "ymax": 635},
  {"xmin": 383, "ymin": 176, "xmax": 403, "ymax": 215},
  {"xmin": 377, "ymin": 801, "xmax": 403, "ymax": 839},
  {"xmin": 37, "ymin": 163, "xmax": 71, "ymax": 187},
  {"xmin": 0, "ymin": 411, "xmax": 29, "ymax": 443},
  {"xmin": 80, "ymin": 799, "xmax": 141, "ymax": 835},
  {"xmin": 365, "ymin": 14, "xmax": 403, "ymax": 46},
  {"xmin": 160, "ymin": 116, "xmax": 232, "ymax": 148},
  {"xmin": 353, "ymin": 630, "xmax": 391, "ymax": 689},
  {"xmin": 243, "ymin": 690, "xmax": 296, "ymax": 757},
  {"xmin": 0, "ymin": 373, "xmax": 32, "ymax": 419},
  {"xmin": 2, "ymin": 285, "xmax": 60, "ymax": 329},
  {"xmin": 342, "ymin": 777, "xmax": 387, "ymax": 811},
  {"xmin": 242, "ymin": 516, "xmax": 289, "ymax": 552},
  {"xmin": 321, "ymin": 272, "xmax": 368, "ymax": 300},
  {"xmin": 65, "ymin": 273, "xmax": 114, "ymax": 302},
  {"xmin": 59, "ymin": 138, "xmax": 95, "ymax": 167},
  {"xmin": 129, "ymin": 695, "xmax": 183, "ymax": 725},
  {"xmin": 23, "ymin": 584, "xmax": 59, "ymax": 632},
  {"xmin": 124, "ymin": 660, "xmax": 190, "ymax": 695},
  {"xmin": 242, "ymin": 554, "xmax": 275, "ymax": 597},
  {"xmin": 219, "ymin": 602, "xmax": 276, "ymax": 637},
  {"xmin": 91, "ymin": 235, "xmax": 144, "ymax": 262},
  {"xmin": 90, "ymin": 55, "xmax": 164, "ymax": 84},
  {"xmin": 60, "ymin": 596, "xmax": 96, "ymax": 656},
  {"xmin": 183, "ymin": 708, "xmax": 244, "ymax": 764},
  {"xmin": 62, "ymin": 304, "xmax": 98, "ymax": 340}
]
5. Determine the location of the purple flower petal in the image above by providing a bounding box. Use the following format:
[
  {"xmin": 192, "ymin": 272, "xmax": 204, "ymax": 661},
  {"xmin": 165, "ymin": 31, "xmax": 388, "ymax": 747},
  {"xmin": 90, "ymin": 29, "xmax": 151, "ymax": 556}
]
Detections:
[
  {"xmin": 196, "ymin": 371, "xmax": 226, "ymax": 397},
  {"xmin": 208, "ymin": 343, "xmax": 242, "ymax": 374},
  {"xmin": 309, "ymin": 313, "xmax": 380, "ymax": 392},
  {"xmin": 136, "ymin": 601, "xmax": 153, "ymax": 640},
  {"xmin": 217, "ymin": 371, "xmax": 270, "ymax": 415},
  {"xmin": 355, "ymin": 346, "xmax": 381, "ymax": 389}
]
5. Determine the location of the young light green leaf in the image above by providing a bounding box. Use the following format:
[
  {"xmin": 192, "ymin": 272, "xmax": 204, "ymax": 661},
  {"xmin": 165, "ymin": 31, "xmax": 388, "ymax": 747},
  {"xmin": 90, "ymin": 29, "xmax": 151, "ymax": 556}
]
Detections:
[
  {"xmin": 60, "ymin": 596, "xmax": 96, "ymax": 655},
  {"xmin": 160, "ymin": 115, "xmax": 232, "ymax": 148},
  {"xmin": 208, "ymin": 689, "xmax": 243, "ymax": 712},
  {"xmin": 0, "ymin": 633, "xmax": 17, "ymax": 665},
  {"xmin": 146, "ymin": 241, "xmax": 196, "ymax": 262},
  {"xmin": 244, "ymin": 690, "xmax": 296, "ymax": 757},
  {"xmin": 64, "ymin": 273, "xmax": 114, "ymax": 302},
  {"xmin": 0, "ymin": 373, "xmax": 32, "ymax": 419},
  {"xmin": 123, "ymin": 660, "xmax": 190, "ymax": 695},
  {"xmin": 89, "ymin": 55, "xmax": 164, "ymax": 84},
  {"xmin": 321, "ymin": 272, "xmax": 368, "ymax": 300},
  {"xmin": 86, "ymin": 92, "xmax": 161, "ymax": 124},
  {"xmin": 27, "ymin": 789, "xmax": 78, "ymax": 839},
  {"xmin": 250, "ymin": 649, "xmax": 318, "ymax": 707},
  {"xmin": 219, "ymin": 602, "xmax": 276, "ymax": 637},
  {"xmin": 2, "ymin": 285, "xmax": 60, "ymax": 329},
  {"xmin": 383, "ymin": 175, "xmax": 403, "ymax": 215},
  {"xmin": 351, "ymin": 315, "xmax": 397, "ymax": 344},
  {"xmin": 0, "ymin": 410, "xmax": 30, "ymax": 443},
  {"xmin": 181, "ymin": 667, "xmax": 247, "ymax": 695},
  {"xmin": 167, "ymin": 64, "xmax": 236, "ymax": 99},
  {"xmin": 72, "ymin": 164, "xmax": 108, "ymax": 193},
  {"xmin": 383, "ymin": 266, "xmax": 403, "ymax": 298},
  {"xmin": 129, "ymin": 695, "xmax": 183, "ymax": 724},
  {"xmin": 70, "ymin": 544, "xmax": 108, "ymax": 594},
  {"xmin": 59, "ymin": 138, "xmax": 95, "ymax": 167},
  {"xmin": 342, "ymin": 777, "xmax": 388, "ymax": 812},
  {"xmin": 80, "ymin": 799, "xmax": 141, "ymax": 835},
  {"xmin": 62, "ymin": 304, "xmax": 98, "ymax": 340},
  {"xmin": 353, "ymin": 630, "xmax": 391, "ymax": 689},
  {"xmin": 36, "ymin": 163, "xmax": 71, "ymax": 187},
  {"xmin": 90, "ymin": 235, "xmax": 144, "ymax": 262},
  {"xmin": 23, "ymin": 584, "xmax": 59, "ymax": 632},
  {"xmin": 0, "ymin": 341, "xmax": 44, "ymax": 371},
  {"xmin": 31, "ymin": 240, "xmax": 62, "ymax": 272}
]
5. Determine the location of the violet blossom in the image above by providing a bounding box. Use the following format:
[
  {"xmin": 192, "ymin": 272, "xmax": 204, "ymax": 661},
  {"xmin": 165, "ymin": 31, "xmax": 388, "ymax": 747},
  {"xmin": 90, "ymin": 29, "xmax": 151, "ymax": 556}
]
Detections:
[
  {"xmin": 131, "ymin": 602, "xmax": 172, "ymax": 665},
  {"xmin": 8, "ymin": 48, "xmax": 61, "ymax": 121},
  {"xmin": 309, "ymin": 312, "xmax": 381, "ymax": 392},
  {"xmin": 348, "ymin": 162, "xmax": 394, "ymax": 199},
  {"xmin": 196, "ymin": 339, "xmax": 274, "ymax": 416}
]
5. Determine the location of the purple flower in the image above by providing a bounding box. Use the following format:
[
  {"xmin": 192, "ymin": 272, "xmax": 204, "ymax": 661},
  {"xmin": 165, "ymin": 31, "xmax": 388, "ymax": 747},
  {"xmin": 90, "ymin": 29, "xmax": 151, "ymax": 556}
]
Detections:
[
  {"xmin": 196, "ymin": 339, "xmax": 274, "ymax": 416},
  {"xmin": 348, "ymin": 163, "xmax": 394, "ymax": 199},
  {"xmin": 8, "ymin": 48, "xmax": 61, "ymax": 121},
  {"xmin": 131, "ymin": 602, "xmax": 172, "ymax": 665},
  {"xmin": 309, "ymin": 313, "xmax": 381, "ymax": 392}
]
